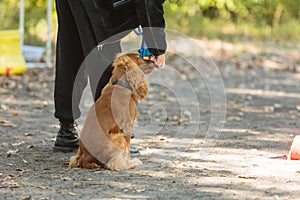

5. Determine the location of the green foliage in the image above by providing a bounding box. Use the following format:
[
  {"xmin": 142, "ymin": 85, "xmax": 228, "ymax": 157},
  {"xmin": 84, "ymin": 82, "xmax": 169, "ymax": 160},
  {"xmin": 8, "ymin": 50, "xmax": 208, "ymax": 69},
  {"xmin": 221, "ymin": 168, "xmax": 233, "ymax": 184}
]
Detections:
[
  {"xmin": 1, "ymin": 0, "xmax": 300, "ymax": 45},
  {"xmin": 164, "ymin": 0, "xmax": 300, "ymax": 40},
  {"xmin": 0, "ymin": 0, "xmax": 56, "ymax": 46},
  {"xmin": 0, "ymin": 0, "xmax": 20, "ymax": 30},
  {"xmin": 165, "ymin": 0, "xmax": 300, "ymax": 25}
]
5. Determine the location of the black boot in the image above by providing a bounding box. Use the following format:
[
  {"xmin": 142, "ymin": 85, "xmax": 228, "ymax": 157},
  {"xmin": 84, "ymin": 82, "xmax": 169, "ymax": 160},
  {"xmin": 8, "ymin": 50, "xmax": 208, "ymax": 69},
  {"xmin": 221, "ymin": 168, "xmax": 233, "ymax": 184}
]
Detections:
[{"xmin": 53, "ymin": 122, "xmax": 79, "ymax": 153}]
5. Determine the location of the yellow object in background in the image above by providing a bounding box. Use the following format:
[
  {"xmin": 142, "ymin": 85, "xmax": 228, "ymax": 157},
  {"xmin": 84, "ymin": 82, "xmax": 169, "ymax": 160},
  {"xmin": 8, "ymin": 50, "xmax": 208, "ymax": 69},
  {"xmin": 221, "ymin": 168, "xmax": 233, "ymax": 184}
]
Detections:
[{"xmin": 0, "ymin": 30, "xmax": 26, "ymax": 75}]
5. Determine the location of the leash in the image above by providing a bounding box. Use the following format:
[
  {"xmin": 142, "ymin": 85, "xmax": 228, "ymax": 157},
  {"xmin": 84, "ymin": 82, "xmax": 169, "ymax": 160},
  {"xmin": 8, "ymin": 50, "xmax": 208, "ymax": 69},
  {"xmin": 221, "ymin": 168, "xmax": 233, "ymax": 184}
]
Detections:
[{"xmin": 134, "ymin": 26, "xmax": 154, "ymax": 60}]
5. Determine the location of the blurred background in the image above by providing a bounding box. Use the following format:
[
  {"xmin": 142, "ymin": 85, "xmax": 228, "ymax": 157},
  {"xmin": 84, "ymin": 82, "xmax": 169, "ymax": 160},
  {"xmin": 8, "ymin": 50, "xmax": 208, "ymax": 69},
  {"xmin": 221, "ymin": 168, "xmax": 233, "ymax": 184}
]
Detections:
[
  {"xmin": 0, "ymin": 0, "xmax": 299, "ymax": 68},
  {"xmin": 1, "ymin": 0, "xmax": 300, "ymax": 44}
]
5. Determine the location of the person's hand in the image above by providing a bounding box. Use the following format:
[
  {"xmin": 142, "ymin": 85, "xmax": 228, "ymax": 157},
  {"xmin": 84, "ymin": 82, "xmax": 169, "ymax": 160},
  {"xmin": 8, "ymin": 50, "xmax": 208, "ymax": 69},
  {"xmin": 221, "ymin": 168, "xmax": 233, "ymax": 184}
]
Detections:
[{"xmin": 154, "ymin": 54, "xmax": 165, "ymax": 69}]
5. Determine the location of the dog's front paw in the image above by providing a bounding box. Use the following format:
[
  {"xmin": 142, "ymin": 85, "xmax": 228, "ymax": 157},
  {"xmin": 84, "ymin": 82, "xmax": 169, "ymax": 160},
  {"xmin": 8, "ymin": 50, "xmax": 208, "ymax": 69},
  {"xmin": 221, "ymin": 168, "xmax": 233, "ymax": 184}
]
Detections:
[
  {"xmin": 69, "ymin": 155, "xmax": 79, "ymax": 168},
  {"xmin": 128, "ymin": 158, "xmax": 142, "ymax": 169},
  {"xmin": 106, "ymin": 154, "xmax": 142, "ymax": 171}
]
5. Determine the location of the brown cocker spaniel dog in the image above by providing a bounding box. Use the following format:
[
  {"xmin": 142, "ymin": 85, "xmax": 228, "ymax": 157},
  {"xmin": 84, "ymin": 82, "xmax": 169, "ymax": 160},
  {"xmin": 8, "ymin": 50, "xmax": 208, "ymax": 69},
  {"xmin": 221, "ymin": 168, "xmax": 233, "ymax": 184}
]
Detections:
[{"xmin": 69, "ymin": 53, "xmax": 155, "ymax": 171}]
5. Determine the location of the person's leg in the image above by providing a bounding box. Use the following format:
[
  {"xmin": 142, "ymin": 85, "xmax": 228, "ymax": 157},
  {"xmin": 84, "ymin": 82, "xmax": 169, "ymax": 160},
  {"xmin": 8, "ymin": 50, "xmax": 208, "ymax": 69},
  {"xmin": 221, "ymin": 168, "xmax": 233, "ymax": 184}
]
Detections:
[
  {"xmin": 54, "ymin": 0, "xmax": 87, "ymax": 122},
  {"xmin": 54, "ymin": 0, "xmax": 89, "ymax": 152},
  {"xmin": 55, "ymin": 0, "xmax": 108, "ymax": 122},
  {"xmin": 54, "ymin": 0, "xmax": 137, "ymax": 153},
  {"xmin": 54, "ymin": 0, "xmax": 117, "ymax": 152},
  {"xmin": 68, "ymin": 0, "xmax": 135, "ymax": 102}
]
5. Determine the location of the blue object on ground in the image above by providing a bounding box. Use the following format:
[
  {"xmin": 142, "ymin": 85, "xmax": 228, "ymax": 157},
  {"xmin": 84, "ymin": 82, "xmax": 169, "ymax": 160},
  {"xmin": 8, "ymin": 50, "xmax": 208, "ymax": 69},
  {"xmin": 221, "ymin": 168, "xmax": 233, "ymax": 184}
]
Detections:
[{"xmin": 130, "ymin": 146, "xmax": 139, "ymax": 153}]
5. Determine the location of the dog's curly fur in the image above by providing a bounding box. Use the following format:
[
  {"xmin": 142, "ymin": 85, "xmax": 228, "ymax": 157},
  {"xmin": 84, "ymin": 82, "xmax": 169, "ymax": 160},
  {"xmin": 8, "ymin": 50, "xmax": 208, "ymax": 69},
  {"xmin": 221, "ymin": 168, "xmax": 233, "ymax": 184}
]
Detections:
[{"xmin": 69, "ymin": 53, "xmax": 155, "ymax": 171}]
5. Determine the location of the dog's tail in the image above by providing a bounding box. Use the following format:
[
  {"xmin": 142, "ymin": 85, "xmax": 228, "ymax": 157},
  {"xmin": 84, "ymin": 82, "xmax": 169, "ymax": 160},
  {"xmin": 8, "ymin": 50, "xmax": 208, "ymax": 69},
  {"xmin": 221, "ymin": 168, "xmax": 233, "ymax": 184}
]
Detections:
[{"xmin": 69, "ymin": 155, "xmax": 80, "ymax": 168}]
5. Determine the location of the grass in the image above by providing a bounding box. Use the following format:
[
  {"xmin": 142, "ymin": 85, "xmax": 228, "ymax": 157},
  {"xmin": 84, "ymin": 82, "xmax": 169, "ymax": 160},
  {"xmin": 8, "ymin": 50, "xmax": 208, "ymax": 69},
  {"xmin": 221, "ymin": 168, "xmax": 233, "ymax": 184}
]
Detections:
[{"xmin": 166, "ymin": 17, "xmax": 300, "ymax": 49}]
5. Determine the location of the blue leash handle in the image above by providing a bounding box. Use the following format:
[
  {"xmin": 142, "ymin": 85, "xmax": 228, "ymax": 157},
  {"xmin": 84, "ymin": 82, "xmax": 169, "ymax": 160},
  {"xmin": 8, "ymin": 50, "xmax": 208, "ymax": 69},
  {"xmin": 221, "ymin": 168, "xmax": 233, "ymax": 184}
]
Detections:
[{"xmin": 134, "ymin": 26, "xmax": 154, "ymax": 59}]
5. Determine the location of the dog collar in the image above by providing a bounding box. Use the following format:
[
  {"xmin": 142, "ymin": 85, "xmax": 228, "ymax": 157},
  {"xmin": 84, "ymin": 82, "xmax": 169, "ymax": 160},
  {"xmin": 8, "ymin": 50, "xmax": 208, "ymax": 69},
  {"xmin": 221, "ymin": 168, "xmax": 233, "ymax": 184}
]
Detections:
[{"xmin": 112, "ymin": 80, "xmax": 133, "ymax": 92}]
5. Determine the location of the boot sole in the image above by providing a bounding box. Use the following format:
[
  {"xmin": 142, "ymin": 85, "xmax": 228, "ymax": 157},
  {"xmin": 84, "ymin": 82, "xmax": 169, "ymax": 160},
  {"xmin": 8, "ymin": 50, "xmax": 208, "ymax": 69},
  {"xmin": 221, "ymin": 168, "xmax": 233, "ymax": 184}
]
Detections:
[{"xmin": 53, "ymin": 145, "xmax": 78, "ymax": 153}]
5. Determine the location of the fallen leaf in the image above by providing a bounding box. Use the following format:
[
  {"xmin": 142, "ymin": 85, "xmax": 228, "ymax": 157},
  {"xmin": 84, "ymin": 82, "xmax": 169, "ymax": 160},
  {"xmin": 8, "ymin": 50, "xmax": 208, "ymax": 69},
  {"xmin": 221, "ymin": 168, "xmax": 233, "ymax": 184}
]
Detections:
[
  {"xmin": 18, "ymin": 195, "xmax": 31, "ymax": 200},
  {"xmin": 61, "ymin": 177, "xmax": 72, "ymax": 181},
  {"xmin": 15, "ymin": 168, "xmax": 30, "ymax": 173},
  {"xmin": 0, "ymin": 104, "xmax": 9, "ymax": 110},
  {"xmin": 227, "ymin": 116, "xmax": 241, "ymax": 121},
  {"xmin": 135, "ymin": 188, "xmax": 146, "ymax": 193},
  {"xmin": 238, "ymin": 175, "xmax": 257, "ymax": 179},
  {"xmin": 0, "ymin": 119, "xmax": 17, "ymax": 127},
  {"xmin": 11, "ymin": 141, "xmax": 25, "ymax": 147},
  {"xmin": 262, "ymin": 106, "xmax": 274, "ymax": 112},
  {"xmin": 37, "ymin": 186, "xmax": 47, "ymax": 190},
  {"xmin": 12, "ymin": 112, "xmax": 18, "ymax": 116},
  {"xmin": 1, "ymin": 142, "xmax": 9, "ymax": 147},
  {"xmin": 67, "ymin": 192, "xmax": 77, "ymax": 196},
  {"xmin": 24, "ymin": 133, "xmax": 34, "ymax": 137},
  {"xmin": 6, "ymin": 149, "xmax": 19, "ymax": 157},
  {"xmin": 0, "ymin": 175, "xmax": 19, "ymax": 189},
  {"xmin": 6, "ymin": 184, "xmax": 20, "ymax": 188},
  {"xmin": 159, "ymin": 136, "xmax": 167, "ymax": 141}
]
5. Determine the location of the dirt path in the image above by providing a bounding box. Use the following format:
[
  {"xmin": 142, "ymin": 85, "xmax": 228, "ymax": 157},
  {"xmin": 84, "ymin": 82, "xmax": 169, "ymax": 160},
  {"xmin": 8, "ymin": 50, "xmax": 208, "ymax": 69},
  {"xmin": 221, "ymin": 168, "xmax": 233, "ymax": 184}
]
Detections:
[{"xmin": 0, "ymin": 40, "xmax": 300, "ymax": 199}]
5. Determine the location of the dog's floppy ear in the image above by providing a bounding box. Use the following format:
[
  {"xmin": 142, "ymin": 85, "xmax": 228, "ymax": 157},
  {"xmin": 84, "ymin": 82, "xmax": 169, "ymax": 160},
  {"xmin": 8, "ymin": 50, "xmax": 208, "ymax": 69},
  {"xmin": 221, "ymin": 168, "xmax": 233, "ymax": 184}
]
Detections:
[
  {"xmin": 125, "ymin": 67, "xmax": 148, "ymax": 100},
  {"xmin": 139, "ymin": 59, "xmax": 156, "ymax": 74},
  {"xmin": 133, "ymin": 83, "xmax": 148, "ymax": 100},
  {"xmin": 111, "ymin": 54, "xmax": 138, "ymax": 82}
]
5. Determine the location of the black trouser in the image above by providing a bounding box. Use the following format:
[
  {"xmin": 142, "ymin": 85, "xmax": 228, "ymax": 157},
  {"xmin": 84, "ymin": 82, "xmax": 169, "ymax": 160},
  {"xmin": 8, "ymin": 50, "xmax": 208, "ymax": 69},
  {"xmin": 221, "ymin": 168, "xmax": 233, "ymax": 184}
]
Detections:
[{"xmin": 54, "ymin": 0, "xmax": 121, "ymax": 122}]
